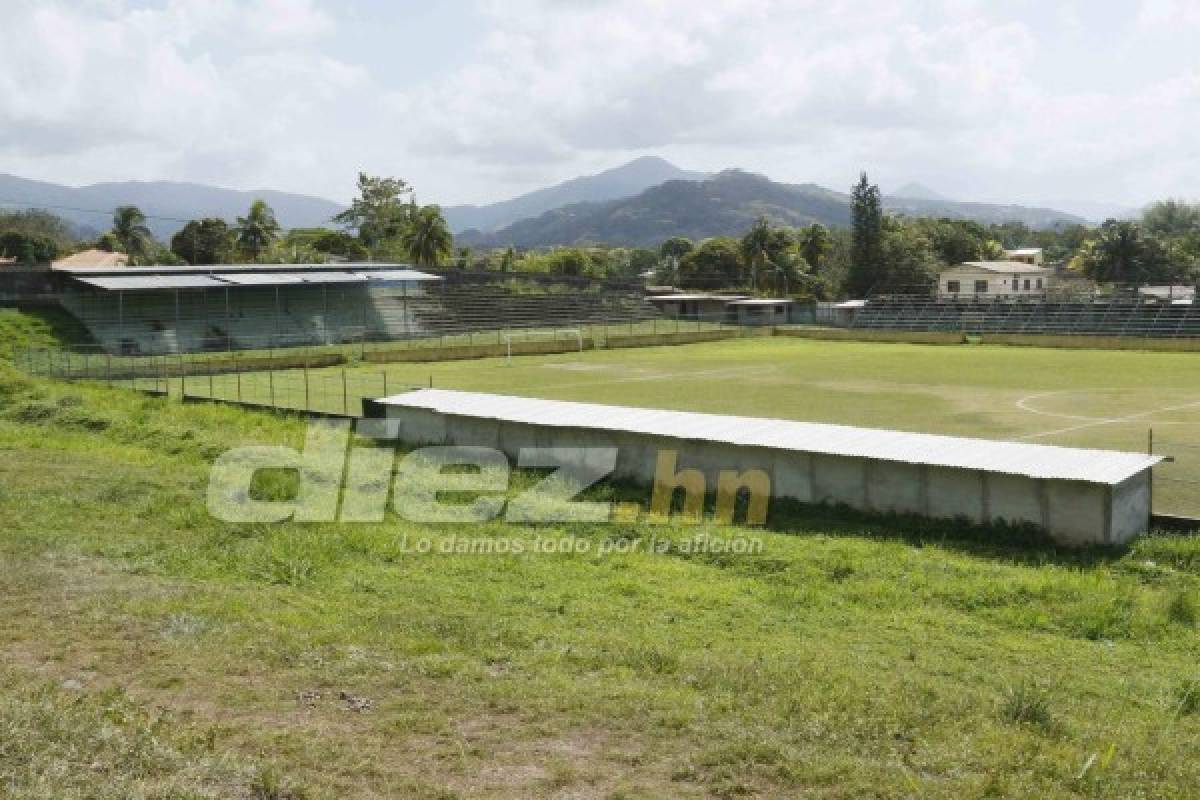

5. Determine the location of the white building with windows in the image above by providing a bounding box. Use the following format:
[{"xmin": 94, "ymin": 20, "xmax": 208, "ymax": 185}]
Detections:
[{"xmin": 938, "ymin": 261, "xmax": 1053, "ymax": 299}]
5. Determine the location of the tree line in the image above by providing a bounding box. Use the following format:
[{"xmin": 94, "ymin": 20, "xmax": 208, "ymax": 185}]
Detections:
[
  {"xmin": 3, "ymin": 170, "xmax": 1198, "ymax": 298},
  {"xmin": 0, "ymin": 172, "xmax": 455, "ymax": 268}
]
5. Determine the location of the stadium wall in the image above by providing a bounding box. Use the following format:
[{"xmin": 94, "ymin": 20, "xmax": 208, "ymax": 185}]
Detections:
[
  {"xmin": 373, "ymin": 396, "xmax": 1154, "ymax": 546},
  {"xmin": 775, "ymin": 327, "xmax": 967, "ymax": 345},
  {"xmin": 983, "ymin": 333, "xmax": 1200, "ymax": 352},
  {"xmin": 363, "ymin": 337, "xmax": 596, "ymax": 364},
  {"xmin": 604, "ymin": 330, "xmax": 739, "ymax": 349},
  {"xmin": 776, "ymin": 327, "xmax": 1200, "ymax": 351}
]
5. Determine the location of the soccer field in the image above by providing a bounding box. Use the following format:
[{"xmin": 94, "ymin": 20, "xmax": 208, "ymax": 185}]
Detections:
[{"xmin": 185, "ymin": 337, "xmax": 1200, "ymax": 516}]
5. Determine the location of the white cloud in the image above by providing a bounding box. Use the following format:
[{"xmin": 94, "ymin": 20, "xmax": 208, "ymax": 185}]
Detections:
[
  {"xmin": 1139, "ymin": 0, "xmax": 1200, "ymax": 29},
  {"xmin": 0, "ymin": 0, "xmax": 365, "ymax": 194},
  {"xmin": 0, "ymin": 0, "xmax": 1197, "ymax": 208}
]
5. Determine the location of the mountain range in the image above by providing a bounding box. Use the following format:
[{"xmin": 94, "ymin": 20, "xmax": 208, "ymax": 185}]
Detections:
[
  {"xmin": 0, "ymin": 173, "xmax": 344, "ymax": 239},
  {"xmin": 457, "ymin": 168, "xmax": 1088, "ymax": 249},
  {"xmin": 2, "ymin": 157, "xmax": 1104, "ymax": 249}
]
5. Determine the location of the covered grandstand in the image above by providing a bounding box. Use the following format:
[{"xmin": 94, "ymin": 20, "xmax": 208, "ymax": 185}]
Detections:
[{"xmin": 56, "ymin": 263, "xmax": 663, "ymax": 355}]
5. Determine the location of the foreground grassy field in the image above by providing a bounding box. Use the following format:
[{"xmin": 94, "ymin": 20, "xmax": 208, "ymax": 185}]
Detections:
[
  {"xmin": 200, "ymin": 336, "xmax": 1200, "ymax": 515},
  {"xmin": 3, "ymin": 309, "xmax": 1200, "ymax": 798}
]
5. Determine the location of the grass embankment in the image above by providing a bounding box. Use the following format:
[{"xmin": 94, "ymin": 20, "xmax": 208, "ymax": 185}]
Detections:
[{"xmin": 1, "ymin": 308, "xmax": 1200, "ymax": 797}]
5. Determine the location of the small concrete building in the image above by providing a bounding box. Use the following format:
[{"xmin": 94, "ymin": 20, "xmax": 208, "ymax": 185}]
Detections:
[
  {"xmin": 939, "ymin": 261, "xmax": 1053, "ymax": 299},
  {"xmin": 646, "ymin": 293, "xmax": 747, "ymax": 321},
  {"xmin": 372, "ymin": 390, "xmax": 1162, "ymax": 546},
  {"xmin": 1004, "ymin": 247, "xmax": 1045, "ymax": 266},
  {"xmin": 1139, "ymin": 286, "xmax": 1195, "ymax": 305},
  {"xmin": 726, "ymin": 298, "xmax": 793, "ymax": 326}
]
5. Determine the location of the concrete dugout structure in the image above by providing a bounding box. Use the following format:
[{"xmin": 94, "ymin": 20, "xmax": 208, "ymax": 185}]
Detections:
[{"xmin": 371, "ymin": 390, "xmax": 1162, "ymax": 546}]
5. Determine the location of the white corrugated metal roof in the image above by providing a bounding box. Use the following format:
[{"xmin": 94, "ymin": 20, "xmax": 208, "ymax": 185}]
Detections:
[
  {"xmin": 378, "ymin": 390, "xmax": 1161, "ymax": 486},
  {"xmin": 213, "ymin": 273, "xmax": 305, "ymax": 286},
  {"xmin": 356, "ymin": 269, "xmax": 443, "ymax": 282},
  {"xmin": 727, "ymin": 298, "xmax": 793, "ymax": 306},
  {"xmin": 73, "ymin": 275, "xmax": 228, "ymax": 291},
  {"xmin": 288, "ymin": 271, "xmax": 367, "ymax": 284}
]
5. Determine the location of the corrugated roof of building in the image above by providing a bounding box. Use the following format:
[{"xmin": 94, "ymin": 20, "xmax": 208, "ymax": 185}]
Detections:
[
  {"xmin": 73, "ymin": 275, "xmax": 229, "ymax": 291},
  {"xmin": 53, "ymin": 262, "xmax": 440, "ymax": 277},
  {"xmin": 210, "ymin": 273, "xmax": 305, "ymax": 286},
  {"xmin": 378, "ymin": 389, "xmax": 1161, "ymax": 486},
  {"xmin": 68, "ymin": 267, "xmax": 442, "ymax": 291},
  {"xmin": 727, "ymin": 298, "xmax": 794, "ymax": 306},
  {"xmin": 357, "ymin": 269, "xmax": 444, "ymax": 282},
  {"xmin": 954, "ymin": 261, "xmax": 1050, "ymax": 274},
  {"xmin": 288, "ymin": 271, "xmax": 367, "ymax": 283}
]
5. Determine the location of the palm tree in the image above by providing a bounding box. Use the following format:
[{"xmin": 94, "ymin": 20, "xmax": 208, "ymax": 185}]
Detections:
[
  {"xmin": 111, "ymin": 205, "xmax": 154, "ymax": 265},
  {"xmin": 740, "ymin": 216, "xmax": 775, "ymax": 290},
  {"xmin": 798, "ymin": 223, "xmax": 829, "ymax": 272},
  {"xmin": 401, "ymin": 205, "xmax": 453, "ymax": 266},
  {"xmin": 235, "ymin": 199, "xmax": 281, "ymax": 261}
]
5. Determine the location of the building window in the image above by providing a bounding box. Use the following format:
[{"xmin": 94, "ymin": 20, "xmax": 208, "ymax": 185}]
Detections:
[
  {"xmin": 1024, "ymin": 279, "xmax": 1031, "ymax": 290},
  {"xmin": 1036, "ymin": 278, "xmax": 1043, "ymax": 289},
  {"xmin": 947, "ymin": 280, "xmax": 961, "ymax": 293},
  {"xmin": 974, "ymin": 280, "xmax": 988, "ymax": 294}
]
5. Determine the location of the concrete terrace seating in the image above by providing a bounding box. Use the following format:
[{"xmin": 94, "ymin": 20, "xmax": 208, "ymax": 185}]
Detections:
[
  {"xmin": 60, "ymin": 283, "xmax": 664, "ymax": 355},
  {"xmin": 852, "ymin": 295, "xmax": 1200, "ymax": 338}
]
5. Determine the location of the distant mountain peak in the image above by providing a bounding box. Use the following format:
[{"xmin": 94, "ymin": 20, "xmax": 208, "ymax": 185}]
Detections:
[
  {"xmin": 891, "ymin": 182, "xmax": 953, "ymax": 202},
  {"xmin": 443, "ymin": 156, "xmax": 708, "ymax": 233}
]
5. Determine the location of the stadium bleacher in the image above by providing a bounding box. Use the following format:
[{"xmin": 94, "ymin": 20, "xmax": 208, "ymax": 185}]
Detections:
[
  {"xmin": 56, "ymin": 264, "xmax": 662, "ymax": 355},
  {"xmin": 851, "ymin": 292, "xmax": 1200, "ymax": 338}
]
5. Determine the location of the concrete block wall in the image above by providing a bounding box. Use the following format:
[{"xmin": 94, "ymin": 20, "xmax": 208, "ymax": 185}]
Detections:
[{"xmin": 379, "ymin": 406, "xmax": 1151, "ymax": 546}]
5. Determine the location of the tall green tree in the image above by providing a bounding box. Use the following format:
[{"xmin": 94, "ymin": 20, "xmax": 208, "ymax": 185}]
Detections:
[
  {"xmin": 110, "ymin": 205, "xmax": 154, "ymax": 264},
  {"xmin": 400, "ymin": 205, "xmax": 453, "ymax": 267},
  {"xmin": 677, "ymin": 237, "xmax": 743, "ymax": 289},
  {"xmin": 847, "ymin": 172, "xmax": 884, "ymax": 296},
  {"xmin": 333, "ymin": 173, "xmax": 413, "ymax": 254},
  {"xmin": 235, "ymin": 200, "xmax": 281, "ymax": 261},
  {"xmin": 0, "ymin": 231, "xmax": 58, "ymax": 265},
  {"xmin": 170, "ymin": 218, "xmax": 234, "ymax": 265},
  {"xmin": 879, "ymin": 222, "xmax": 939, "ymax": 291},
  {"xmin": 500, "ymin": 246, "xmax": 516, "ymax": 272},
  {"xmin": 659, "ymin": 236, "xmax": 694, "ymax": 262},
  {"xmin": 1142, "ymin": 200, "xmax": 1200, "ymax": 238},
  {"xmin": 1074, "ymin": 220, "xmax": 1175, "ymax": 285},
  {"xmin": 798, "ymin": 224, "xmax": 829, "ymax": 272}
]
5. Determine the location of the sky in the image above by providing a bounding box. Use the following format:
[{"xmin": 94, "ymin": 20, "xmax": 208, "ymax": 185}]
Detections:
[{"xmin": 1, "ymin": 0, "xmax": 1199, "ymax": 213}]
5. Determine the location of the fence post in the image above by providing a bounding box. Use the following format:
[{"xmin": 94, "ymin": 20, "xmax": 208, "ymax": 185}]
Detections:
[
  {"xmin": 209, "ymin": 370, "xmax": 214, "ymax": 401},
  {"xmin": 236, "ymin": 355, "xmax": 242, "ymax": 403},
  {"xmin": 383, "ymin": 371, "xmax": 388, "ymax": 397},
  {"xmin": 342, "ymin": 369, "xmax": 348, "ymax": 416},
  {"xmin": 304, "ymin": 362, "xmax": 310, "ymax": 412},
  {"xmin": 269, "ymin": 369, "xmax": 276, "ymax": 407}
]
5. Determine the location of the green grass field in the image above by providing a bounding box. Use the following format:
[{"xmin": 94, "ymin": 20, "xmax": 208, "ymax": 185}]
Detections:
[
  {"xmin": 4, "ymin": 309, "xmax": 1200, "ymax": 798},
  {"xmin": 181, "ymin": 336, "xmax": 1200, "ymax": 516}
]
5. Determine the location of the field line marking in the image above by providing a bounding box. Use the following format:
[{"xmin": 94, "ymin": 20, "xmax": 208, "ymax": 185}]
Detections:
[
  {"xmin": 1014, "ymin": 390, "xmax": 1115, "ymax": 423},
  {"xmin": 1018, "ymin": 397, "xmax": 1200, "ymax": 441}
]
